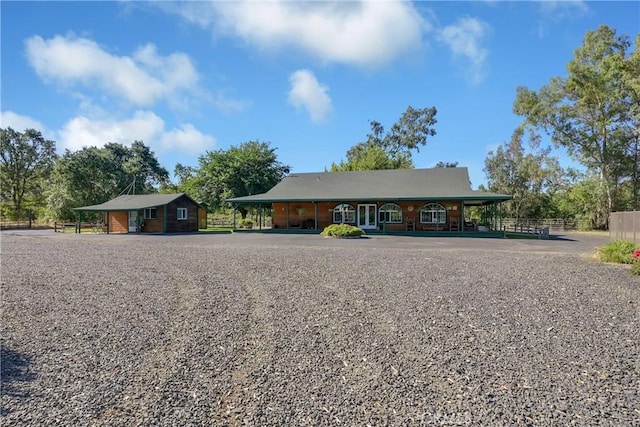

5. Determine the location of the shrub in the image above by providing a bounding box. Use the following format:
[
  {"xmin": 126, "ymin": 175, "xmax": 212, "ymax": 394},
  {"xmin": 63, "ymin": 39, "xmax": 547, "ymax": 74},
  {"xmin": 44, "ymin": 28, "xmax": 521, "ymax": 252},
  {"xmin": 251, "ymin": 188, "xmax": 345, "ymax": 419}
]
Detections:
[
  {"xmin": 321, "ymin": 223, "xmax": 365, "ymax": 238},
  {"xmin": 597, "ymin": 240, "xmax": 639, "ymax": 264},
  {"xmin": 631, "ymin": 259, "xmax": 640, "ymax": 276},
  {"xmin": 238, "ymin": 218, "xmax": 254, "ymax": 228}
]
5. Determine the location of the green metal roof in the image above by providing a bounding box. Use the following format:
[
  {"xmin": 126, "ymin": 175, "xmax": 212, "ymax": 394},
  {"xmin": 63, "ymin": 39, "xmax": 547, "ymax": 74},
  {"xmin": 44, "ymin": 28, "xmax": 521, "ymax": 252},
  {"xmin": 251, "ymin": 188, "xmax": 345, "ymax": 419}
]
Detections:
[
  {"xmin": 73, "ymin": 193, "xmax": 199, "ymax": 211},
  {"xmin": 226, "ymin": 168, "xmax": 511, "ymax": 204}
]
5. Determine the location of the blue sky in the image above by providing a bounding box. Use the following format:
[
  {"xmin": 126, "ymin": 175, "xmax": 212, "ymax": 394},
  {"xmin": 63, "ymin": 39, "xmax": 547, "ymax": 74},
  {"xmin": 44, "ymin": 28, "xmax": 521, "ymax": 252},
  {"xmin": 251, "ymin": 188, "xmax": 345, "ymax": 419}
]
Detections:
[{"xmin": 2, "ymin": 1, "xmax": 638, "ymax": 188}]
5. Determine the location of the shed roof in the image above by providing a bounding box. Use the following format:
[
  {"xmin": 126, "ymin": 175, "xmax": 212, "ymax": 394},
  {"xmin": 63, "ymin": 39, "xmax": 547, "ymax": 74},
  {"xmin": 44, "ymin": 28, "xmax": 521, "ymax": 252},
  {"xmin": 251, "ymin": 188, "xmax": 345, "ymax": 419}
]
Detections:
[
  {"xmin": 74, "ymin": 193, "xmax": 200, "ymax": 211},
  {"xmin": 226, "ymin": 168, "xmax": 511, "ymax": 204}
]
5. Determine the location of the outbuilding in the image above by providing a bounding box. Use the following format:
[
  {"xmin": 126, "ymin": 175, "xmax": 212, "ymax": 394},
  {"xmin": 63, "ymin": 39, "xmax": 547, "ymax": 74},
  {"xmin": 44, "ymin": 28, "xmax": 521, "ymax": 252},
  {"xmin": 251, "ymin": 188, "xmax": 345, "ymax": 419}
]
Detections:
[{"xmin": 73, "ymin": 193, "xmax": 205, "ymax": 233}]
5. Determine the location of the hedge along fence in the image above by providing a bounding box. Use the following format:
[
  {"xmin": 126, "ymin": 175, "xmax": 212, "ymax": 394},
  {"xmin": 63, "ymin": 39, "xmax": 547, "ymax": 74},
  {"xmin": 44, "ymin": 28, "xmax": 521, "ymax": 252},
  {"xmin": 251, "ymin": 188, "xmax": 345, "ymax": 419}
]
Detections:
[
  {"xmin": 499, "ymin": 218, "xmax": 591, "ymax": 233},
  {"xmin": 610, "ymin": 211, "xmax": 640, "ymax": 244}
]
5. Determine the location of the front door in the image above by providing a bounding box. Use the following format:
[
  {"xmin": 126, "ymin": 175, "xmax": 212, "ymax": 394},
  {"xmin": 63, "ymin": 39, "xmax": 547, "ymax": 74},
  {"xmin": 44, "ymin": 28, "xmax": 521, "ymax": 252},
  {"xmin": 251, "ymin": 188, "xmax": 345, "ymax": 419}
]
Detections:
[
  {"xmin": 128, "ymin": 211, "xmax": 138, "ymax": 233},
  {"xmin": 357, "ymin": 204, "xmax": 377, "ymax": 230}
]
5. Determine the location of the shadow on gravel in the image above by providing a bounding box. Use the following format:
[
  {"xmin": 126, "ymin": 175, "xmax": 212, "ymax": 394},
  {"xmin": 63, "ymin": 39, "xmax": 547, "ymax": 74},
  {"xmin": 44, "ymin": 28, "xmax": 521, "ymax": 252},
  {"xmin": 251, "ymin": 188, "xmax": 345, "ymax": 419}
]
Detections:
[
  {"xmin": 1, "ymin": 344, "xmax": 35, "ymax": 416},
  {"xmin": 549, "ymin": 235, "xmax": 577, "ymax": 241}
]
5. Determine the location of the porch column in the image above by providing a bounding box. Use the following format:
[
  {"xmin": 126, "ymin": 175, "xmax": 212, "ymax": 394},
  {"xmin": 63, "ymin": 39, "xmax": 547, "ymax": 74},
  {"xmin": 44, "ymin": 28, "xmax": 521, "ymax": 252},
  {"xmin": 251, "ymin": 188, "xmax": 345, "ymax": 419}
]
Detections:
[
  {"xmin": 314, "ymin": 202, "xmax": 318, "ymax": 230},
  {"xmin": 500, "ymin": 202, "xmax": 505, "ymax": 238},
  {"xmin": 107, "ymin": 211, "xmax": 110, "ymax": 234},
  {"xmin": 77, "ymin": 211, "xmax": 82, "ymax": 234},
  {"xmin": 286, "ymin": 203, "xmax": 290, "ymax": 229},
  {"xmin": 259, "ymin": 204, "xmax": 263, "ymax": 230},
  {"xmin": 461, "ymin": 202, "xmax": 465, "ymax": 232},
  {"xmin": 233, "ymin": 206, "xmax": 237, "ymax": 229},
  {"xmin": 163, "ymin": 205, "xmax": 168, "ymax": 233}
]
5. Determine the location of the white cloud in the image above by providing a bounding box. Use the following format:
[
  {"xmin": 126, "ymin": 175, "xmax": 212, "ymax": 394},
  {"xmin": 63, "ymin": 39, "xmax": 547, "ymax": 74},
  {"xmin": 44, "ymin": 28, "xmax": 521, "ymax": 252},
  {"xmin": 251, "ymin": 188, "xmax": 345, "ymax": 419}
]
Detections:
[
  {"xmin": 59, "ymin": 111, "xmax": 165, "ymax": 151},
  {"xmin": 538, "ymin": 0, "xmax": 588, "ymax": 19},
  {"xmin": 59, "ymin": 111, "xmax": 215, "ymax": 155},
  {"xmin": 535, "ymin": 1, "xmax": 589, "ymax": 37},
  {"xmin": 287, "ymin": 69, "xmax": 332, "ymax": 123},
  {"xmin": 162, "ymin": 1, "xmax": 429, "ymax": 68},
  {"xmin": 440, "ymin": 17, "xmax": 490, "ymax": 84},
  {"xmin": 24, "ymin": 34, "xmax": 201, "ymax": 106},
  {"xmin": 1, "ymin": 111, "xmax": 47, "ymax": 133},
  {"xmin": 159, "ymin": 124, "xmax": 216, "ymax": 154}
]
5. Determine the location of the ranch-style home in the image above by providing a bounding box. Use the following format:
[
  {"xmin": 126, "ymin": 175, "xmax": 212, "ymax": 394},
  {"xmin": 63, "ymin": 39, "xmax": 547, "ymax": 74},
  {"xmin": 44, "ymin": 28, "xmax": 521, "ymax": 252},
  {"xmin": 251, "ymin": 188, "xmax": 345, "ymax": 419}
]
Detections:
[
  {"xmin": 73, "ymin": 193, "xmax": 206, "ymax": 233},
  {"xmin": 227, "ymin": 168, "xmax": 512, "ymax": 236}
]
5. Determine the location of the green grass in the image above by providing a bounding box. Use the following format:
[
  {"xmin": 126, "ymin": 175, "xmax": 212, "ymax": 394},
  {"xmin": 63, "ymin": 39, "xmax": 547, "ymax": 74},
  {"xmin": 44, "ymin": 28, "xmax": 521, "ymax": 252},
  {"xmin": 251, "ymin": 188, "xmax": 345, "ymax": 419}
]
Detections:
[
  {"xmin": 597, "ymin": 240, "xmax": 639, "ymax": 264},
  {"xmin": 199, "ymin": 227, "xmax": 234, "ymax": 233}
]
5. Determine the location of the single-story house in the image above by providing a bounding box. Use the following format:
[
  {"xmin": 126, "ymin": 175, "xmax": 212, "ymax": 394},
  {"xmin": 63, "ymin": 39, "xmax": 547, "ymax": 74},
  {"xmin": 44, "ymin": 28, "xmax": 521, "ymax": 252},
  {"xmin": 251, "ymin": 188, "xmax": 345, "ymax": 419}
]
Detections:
[
  {"xmin": 226, "ymin": 168, "xmax": 512, "ymax": 235},
  {"xmin": 73, "ymin": 193, "xmax": 206, "ymax": 233}
]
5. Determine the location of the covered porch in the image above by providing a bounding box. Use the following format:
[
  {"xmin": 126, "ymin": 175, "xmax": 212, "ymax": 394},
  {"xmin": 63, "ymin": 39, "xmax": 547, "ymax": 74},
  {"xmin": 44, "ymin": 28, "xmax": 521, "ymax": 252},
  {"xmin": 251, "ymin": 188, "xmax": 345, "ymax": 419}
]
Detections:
[{"xmin": 230, "ymin": 197, "xmax": 510, "ymax": 238}]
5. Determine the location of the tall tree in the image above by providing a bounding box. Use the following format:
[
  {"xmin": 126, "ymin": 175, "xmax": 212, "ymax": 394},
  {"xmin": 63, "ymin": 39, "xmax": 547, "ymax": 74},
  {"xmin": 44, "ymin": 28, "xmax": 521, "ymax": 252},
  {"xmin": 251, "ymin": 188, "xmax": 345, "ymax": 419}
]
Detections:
[
  {"xmin": 434, "ymin": 161, "xmax": 459, "ymax": 168},
  {"xmin": 623, "ymin": 33, "xmax": 640, "ymax": 210},
  {"xmin": 190, "ymin": 141, "xmax": 289, "ymax": 217},
  {"xmin": 513, "ymin": 25, "xmax": 636, "ymax": 227},
  {"xmin": 0, "ymin": 128, "xmax": 56, "ymax": 219},
  {"xmin": 484, "ymin": 127, "xmax": 564, "ymax": 220},
  {"xmin": 331, "ymin": 105, "xmax": 437, "ymax": 171},
  {"xmin": 46, "ymin": 142, "xmax": 169, "ymax": 220}
]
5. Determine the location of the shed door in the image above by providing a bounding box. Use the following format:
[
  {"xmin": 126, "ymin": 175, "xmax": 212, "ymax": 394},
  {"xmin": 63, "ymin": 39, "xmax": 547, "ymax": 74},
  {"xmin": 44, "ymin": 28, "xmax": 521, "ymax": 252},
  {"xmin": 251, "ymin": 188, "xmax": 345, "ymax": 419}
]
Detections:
[{"xmin": 128, "ymin": 211, "xmax": 137, "ymax": 233}]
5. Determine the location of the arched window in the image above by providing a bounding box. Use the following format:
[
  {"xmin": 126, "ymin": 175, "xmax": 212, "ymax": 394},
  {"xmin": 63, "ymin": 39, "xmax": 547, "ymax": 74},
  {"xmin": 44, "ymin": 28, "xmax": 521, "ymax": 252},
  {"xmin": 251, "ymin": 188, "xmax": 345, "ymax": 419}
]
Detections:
[
  {"xmin": 378, "ymin": 203, "xmax": 403, "ymax": 223},
  {"xmin": 333, "ymin": 203, "xmax": 355, "ymax": 224},
  {"xmin": 420, "ymin": 203, "xmax": 446, "ymax": 224}
]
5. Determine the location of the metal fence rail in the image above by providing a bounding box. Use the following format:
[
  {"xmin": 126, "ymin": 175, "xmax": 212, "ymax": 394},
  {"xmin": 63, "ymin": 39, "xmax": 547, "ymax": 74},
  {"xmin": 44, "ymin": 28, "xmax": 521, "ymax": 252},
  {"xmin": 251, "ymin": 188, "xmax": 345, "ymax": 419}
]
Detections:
[{"xmin": 609, "ymin": 211, "xmax": 640, "ymax": 243}]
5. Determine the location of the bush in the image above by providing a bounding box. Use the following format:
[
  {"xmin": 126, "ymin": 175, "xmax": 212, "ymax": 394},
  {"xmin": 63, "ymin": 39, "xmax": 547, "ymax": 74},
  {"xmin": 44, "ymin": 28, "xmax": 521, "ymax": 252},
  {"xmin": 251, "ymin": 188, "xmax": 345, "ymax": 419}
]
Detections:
[
  {"xmin": 321, "ymin": 223, "xmax": 365, "ymax": 238},
  {"xmin": 238, "ymin": 218, "xmax": 254, "ymax": 228},
  {"xmin": 597, "ymin": 240, "xmax": 639, "ymax": 264},
  {"xmin": 631, "ymin": 259, "xmax": 640, "ymax": 276}
]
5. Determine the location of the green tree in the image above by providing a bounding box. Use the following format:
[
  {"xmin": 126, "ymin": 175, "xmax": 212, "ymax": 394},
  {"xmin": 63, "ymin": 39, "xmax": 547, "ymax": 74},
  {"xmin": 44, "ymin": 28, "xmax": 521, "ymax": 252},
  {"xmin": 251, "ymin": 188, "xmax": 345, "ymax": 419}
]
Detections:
[
  {"xmin": 551, "ymin": 172, "xmax": 608, "ymax": 228},
  {"xmin": 331, "ymin": 105, "xmax": 437, "ymax": 171},
  {"xmin": 514, "ymin": 25, "xmax": 636, "ymax": 227},
  {"xmin": 484, "ymin": 127, "xmax": 565, "ymax": 220},
  {"xmin": 623, "ymin": 34, "xmax": 640, "ymax": 210},
  {"xmin": 330, "ymin": 143, "xmax": 406, "ymax": 171},
  {"xmin": 46, "ymin": 142, "xmax": 169, "ymax": 220},
  {"xmin": 0, "ymin": 128, "xmax": 56, "ymax": 219},
  {"xmin": 190, "ymin": 141, "xmax": 289, "ymax": 218},
  {"xmin": 434, "ymin": 161, "xmax": 459, "ymax": 168}
]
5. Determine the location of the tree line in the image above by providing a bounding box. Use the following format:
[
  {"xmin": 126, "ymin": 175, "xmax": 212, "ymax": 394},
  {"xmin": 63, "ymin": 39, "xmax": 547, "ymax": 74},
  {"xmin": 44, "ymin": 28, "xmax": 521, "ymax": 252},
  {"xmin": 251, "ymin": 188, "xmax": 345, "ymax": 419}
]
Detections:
[
  {"xmin": 1, "ymin": 25, "xmax": 637, "ymax": 229},
  {"xmin": 486, "ymin": 25, "xmax": 639, "ymax": 228}
]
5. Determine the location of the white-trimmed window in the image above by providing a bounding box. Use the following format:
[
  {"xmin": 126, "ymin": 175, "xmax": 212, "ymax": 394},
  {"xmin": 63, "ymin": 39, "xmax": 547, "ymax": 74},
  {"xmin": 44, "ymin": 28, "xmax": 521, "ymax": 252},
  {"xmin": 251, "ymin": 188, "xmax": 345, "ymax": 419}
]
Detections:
[
  {"xmin": 420, "ymin": 203, "xmax": 446, "ymax": 224},
  {"xmin": 144, "ymin": 208, "xmax": 157, "ymax": 220},
  {"xmin": 333, "ymin": 203, "xmax": 355, "ymax": 223},
  {"xmin": 177, "ymin": 207, "xmax": 188, "ymax": 220},
  {"xmin": 378, "ymin": 203, "xmax": 403, "ymax": 223}
]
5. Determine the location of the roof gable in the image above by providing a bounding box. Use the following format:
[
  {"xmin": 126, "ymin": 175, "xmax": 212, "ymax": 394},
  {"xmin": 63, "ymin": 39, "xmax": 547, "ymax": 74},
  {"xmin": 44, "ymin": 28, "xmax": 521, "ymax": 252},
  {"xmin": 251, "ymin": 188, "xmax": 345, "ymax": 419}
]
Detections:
[{"xmin": 74, "ymin": 193, "xmax": 201, "ymax": 211}]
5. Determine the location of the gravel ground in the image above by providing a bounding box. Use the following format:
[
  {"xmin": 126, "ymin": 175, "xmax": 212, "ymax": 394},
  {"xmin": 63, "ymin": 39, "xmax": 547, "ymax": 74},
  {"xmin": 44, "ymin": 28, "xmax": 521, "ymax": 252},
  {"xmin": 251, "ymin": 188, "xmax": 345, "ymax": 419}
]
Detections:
[{"xmin": 1, "ymin": 231, "xmax": 638, "ymax": 426}]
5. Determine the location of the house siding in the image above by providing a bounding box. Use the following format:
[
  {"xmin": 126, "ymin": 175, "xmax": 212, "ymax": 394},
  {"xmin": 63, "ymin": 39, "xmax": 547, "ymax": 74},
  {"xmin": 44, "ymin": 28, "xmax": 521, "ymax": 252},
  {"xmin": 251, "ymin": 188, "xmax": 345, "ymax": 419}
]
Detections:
[
  {"xmin": 164, "ymin": 197, "xmax": 199, "ymax": 232},
  {"xmin": 272, "ymin": 200, "xmax": 463, "ymax": 231},
  {"xmin": 109, "ymin": 211, "xmax": 128, "ymax": 233},
  {"xmin": 141, "ymin": 208, "xmax": 165, "ymax": 233}
]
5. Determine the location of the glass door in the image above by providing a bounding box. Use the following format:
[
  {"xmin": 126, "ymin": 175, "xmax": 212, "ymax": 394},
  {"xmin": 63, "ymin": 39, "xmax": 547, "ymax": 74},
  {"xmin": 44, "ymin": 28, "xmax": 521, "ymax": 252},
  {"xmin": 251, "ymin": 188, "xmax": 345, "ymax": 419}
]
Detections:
[
  {"xmin": 357, "ymin": 204, "xmax": 377, "ymax": 229},
  {"xmin": 128, "ymin": 211, "xmax": 138, "ymax": 233}
]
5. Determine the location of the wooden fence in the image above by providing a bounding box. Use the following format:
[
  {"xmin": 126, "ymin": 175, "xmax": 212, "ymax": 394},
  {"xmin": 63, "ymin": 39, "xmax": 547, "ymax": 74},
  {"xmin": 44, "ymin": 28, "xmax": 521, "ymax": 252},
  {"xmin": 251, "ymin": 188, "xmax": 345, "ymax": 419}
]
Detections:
[
  {"xmin": 0, "ymin": 219, "xmax": 49, "ymax": 230},
  {"xmin": 498, "ymin": 218, "xmax": 590, "ymax": 233},
  {"xmin": 609, "ymin": 211, "xmax": 640, "ymax": 243}
]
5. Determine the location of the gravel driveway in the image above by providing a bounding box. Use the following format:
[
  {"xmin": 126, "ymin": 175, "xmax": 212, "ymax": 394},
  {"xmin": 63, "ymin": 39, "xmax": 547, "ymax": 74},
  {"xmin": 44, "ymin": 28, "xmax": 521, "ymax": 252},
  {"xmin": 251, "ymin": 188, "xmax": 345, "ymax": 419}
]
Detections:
[{"xmin": 1, "ymin": 231, "xmax": 638, "ymax": 426}]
